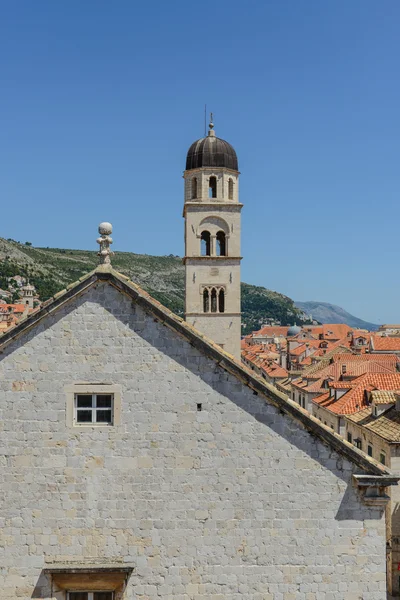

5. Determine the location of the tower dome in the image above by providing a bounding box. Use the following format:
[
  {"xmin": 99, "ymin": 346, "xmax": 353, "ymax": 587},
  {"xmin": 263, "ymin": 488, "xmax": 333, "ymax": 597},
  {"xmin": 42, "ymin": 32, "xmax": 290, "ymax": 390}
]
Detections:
[
  {"xmin": 287, "ymin": 325, "xmax": 302, "ymax": 337},
  {"xmin": 186, "ymin": 118, "xmax": 238, "ymax": 171}
]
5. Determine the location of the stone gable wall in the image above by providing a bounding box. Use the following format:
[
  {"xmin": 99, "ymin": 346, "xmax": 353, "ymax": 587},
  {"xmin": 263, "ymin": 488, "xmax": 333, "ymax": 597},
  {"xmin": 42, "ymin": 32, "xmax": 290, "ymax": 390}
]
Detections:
[{"xmin": 0, "ymin": 282, "xmax": 388, "ymax": 599}]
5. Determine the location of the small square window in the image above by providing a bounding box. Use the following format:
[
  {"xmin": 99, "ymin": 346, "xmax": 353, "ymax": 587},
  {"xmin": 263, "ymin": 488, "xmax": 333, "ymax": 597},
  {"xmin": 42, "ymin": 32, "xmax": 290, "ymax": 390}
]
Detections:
[
  {"xmin": 368, "ymin": 445, "xmax": 373, "ymax": 457},
  {"xmin": 65, "ymin": 384, "xmax": 121, "ymax": 428},
  {"xmin": 380, "ymin": 452, "xmax": 386, "ymax": 465},
  {"xmin": 347, "ymin": 432, "xmax": 352, "ymax": 443},
  {"xmin": 75, "ymin": 394, "xmax": 114, "ymax": 426}
]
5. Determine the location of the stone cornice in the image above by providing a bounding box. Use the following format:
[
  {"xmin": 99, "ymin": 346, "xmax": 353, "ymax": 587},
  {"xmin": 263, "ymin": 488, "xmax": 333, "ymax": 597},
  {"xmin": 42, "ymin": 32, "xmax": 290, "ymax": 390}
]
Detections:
[
  {"xmin": 183, "ymin": 167, "xmax": 240, "ymax": 176},
  {"xmin": 183, "ymin": 256, "xmax": 242, "ymax": 264},
  {"xmin": 183, "ymin": 202, "xmax": 243, "ymax": 218},
  {"xmin": 353, "ymin": 474, "xmax": 398, "ymax": 506},
  {"xmin": 185, "ymin": 312, "xmax": 241, "ymax": 318}
]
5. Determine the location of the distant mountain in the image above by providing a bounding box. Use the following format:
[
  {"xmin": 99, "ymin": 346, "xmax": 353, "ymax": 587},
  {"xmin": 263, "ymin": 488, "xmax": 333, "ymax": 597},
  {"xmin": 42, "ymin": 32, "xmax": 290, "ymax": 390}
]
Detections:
[
  {"xmin": 295, "ymin": 301, "xmax": 379, "ymax": 331},
  {"xmin": 0, "ymin": 238, "xmax": 311, "ymax": 335}
]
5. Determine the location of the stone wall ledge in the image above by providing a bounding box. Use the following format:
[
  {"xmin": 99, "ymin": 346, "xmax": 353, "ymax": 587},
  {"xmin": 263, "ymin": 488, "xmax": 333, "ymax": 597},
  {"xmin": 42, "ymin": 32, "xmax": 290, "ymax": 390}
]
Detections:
[{"xmin": 353, "ymin": 474, "xmax": 398, "ymax": 507}]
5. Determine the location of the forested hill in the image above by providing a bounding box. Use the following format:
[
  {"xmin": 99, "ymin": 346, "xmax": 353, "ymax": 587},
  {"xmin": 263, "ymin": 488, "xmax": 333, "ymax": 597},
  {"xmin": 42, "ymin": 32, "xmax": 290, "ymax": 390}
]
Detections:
[{"xmin": 0, "ymin": 238, "xmax": 310, "ymax": 334}]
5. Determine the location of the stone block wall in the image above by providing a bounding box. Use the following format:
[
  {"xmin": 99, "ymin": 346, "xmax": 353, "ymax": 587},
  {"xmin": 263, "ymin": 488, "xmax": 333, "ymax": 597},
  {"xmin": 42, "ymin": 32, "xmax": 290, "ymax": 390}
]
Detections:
[{"xmin": 0, "ymin": 283, "xmax": 389, "ymax": 599}]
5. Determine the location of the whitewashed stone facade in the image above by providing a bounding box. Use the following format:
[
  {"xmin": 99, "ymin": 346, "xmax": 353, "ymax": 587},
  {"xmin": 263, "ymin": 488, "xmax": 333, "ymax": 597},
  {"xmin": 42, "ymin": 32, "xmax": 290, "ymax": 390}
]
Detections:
[{"xmin": 0, "ymin": 270, "xmax": 397, "ymax": 599}]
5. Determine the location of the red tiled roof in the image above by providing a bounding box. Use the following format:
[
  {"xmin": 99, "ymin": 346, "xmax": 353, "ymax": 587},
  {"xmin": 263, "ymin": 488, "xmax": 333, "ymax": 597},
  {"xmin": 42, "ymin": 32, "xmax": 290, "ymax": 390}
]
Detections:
[
  {"xmin": 371, "ymin": 336, "xmax": 400, "ymax": 352},
  {"xmin": 321, "ymin": 324, "xmax": 352, "ymax": 340},
  {"xmin": 332, "ymin": 353, "xmax": 398, "ymax": 363},
  {"xmin": 313, "ymin": 392, "xmax": 331, "ymax": 405},
  {"xmin": 290, "ymin": 344, "xmax": 308, "ymax": 356},
  {"xmin": 300, "ymin": 356, "xmax": 313, "ymax": 366},
  {"xmin": 0, "ymin": 303, "xmax": 26, "ymax": 313},
  {"xmin": 261, "ymin": 362, "xmax": 288, "ymax": 379},
  {"xmin": 315, "ymin": 373, "xmax": 400, "ymax": 416},
  {"xmin": 329, "ymin": 381, "xmax": 354, "ymax": 389}
]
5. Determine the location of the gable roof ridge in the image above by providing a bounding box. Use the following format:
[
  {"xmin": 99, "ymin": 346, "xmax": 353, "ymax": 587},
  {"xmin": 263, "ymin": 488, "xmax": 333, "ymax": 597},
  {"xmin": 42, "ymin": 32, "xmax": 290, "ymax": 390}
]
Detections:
[{"xmin": 0, "ymin": 266, "xmax": 396, "ymax": 480}]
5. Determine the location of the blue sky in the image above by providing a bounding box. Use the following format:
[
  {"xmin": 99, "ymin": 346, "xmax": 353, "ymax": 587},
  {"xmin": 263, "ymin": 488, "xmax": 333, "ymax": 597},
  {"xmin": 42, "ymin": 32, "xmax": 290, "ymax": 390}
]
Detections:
[{"xmin": 1, "ymin": 1, "xmax": 399, "ymax": 324}]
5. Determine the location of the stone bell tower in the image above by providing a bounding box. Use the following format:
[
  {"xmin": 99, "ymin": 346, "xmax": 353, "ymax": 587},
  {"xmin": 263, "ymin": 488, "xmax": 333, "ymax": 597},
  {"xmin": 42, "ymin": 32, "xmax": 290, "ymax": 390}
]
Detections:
[{"xmin": 183, "ymin": 116, "xmax": 242, "ymax": 360}]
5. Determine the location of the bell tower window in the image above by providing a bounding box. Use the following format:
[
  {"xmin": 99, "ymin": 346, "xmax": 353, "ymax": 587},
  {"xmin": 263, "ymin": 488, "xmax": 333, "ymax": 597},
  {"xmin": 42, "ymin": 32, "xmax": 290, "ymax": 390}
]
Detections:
[
  {"xmin": 202, "ymin": 286, "xmax": 225, "ymax": 313},
  {"xmin": 211, "ymin": 288, "xmax": 218, "ymax": 312},
  {"xmin": 191, "ymin": 177, "xmax": 198, "ymax": 199},
  {"xmin": 209, "ymin": 176, "xmax": 217, "ymax": 198},
  {"xmin": 228, "ymin": 178, "xmax": 234, "ymax": 200},
  {"xmin": 203, "ymin": 289, "xmax": 209, "ymax": 313},
  {"xmin": 200, "ymin": 231, "xmax": 211, "ymax": 256},
  {"xmin": 216, "ymin": 231, "xmax": 226, "ymax": 256},
  {"xmin": 218, "ymin": 289, "xmax": 225, "ymax": 313}
]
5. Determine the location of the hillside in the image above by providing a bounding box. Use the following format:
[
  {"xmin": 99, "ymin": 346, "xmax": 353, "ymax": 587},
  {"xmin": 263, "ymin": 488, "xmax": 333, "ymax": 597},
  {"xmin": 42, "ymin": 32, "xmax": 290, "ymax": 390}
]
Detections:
[
  {"xmin": 295, "ymin": 300, "xmax": 378, "ymax": 331},
  {"xmin": 0, "ymin": 238, "xmax": 310, "ymax": 335}
]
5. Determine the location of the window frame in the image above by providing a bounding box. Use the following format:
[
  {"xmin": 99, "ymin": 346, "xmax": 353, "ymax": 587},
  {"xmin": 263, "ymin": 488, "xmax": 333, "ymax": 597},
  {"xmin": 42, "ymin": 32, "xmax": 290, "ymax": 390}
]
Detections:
[
  {"xmin": 67, "ymin": 593, "xmax": 114, "ymax": 600},
  {"xmin": 75, "ymin": 393, "xmax": 114, "ymax": 426},
  {"xmin": 201, "ymin": 285, "xmax": 226, "ymax": 314},
  {"xmin": 65, "ymin": 383, "xmax": 122, "ymax": 428}
]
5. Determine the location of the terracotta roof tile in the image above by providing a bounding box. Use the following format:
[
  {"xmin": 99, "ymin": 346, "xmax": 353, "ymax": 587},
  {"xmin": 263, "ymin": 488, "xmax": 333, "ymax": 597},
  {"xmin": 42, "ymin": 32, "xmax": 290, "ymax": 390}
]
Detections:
[
  {"xmin": 313, "ymin": 392, "xmax": 331, "ymax": 405},
  {"xmin": 316, "ymin": 373, "xmax": 400, "ymax": 416},
  {"xmin": 333, "ymin": 353, "xmax": 398, "ymax": 363},
  {"xmin": 346, "ymin": 406, "xmax": 400, "ymax": 443},
  {"xmin": 370, "ymin": 390, "xmax": 400, "ymax": 404},
  {"xmin": 371, "ymin": 336, "xmax": 400, "ymax": 352}
]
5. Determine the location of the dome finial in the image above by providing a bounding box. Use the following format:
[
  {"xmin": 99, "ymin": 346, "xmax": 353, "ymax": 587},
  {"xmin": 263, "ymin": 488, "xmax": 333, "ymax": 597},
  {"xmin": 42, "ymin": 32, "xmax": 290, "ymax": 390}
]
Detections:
[{"xmin": 208, "ymin": 112, "xmax": 215, "ymax": 137}]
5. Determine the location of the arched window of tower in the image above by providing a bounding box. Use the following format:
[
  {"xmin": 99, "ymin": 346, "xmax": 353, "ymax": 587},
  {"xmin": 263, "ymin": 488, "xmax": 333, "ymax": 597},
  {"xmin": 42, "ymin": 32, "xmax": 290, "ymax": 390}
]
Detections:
[
  {"xmin": 209, "ymin": 176, "xmax": 217, "ymax": 199},
  {"xmin": 216, "ymin": 231, "xmax": 226, "ymax": 256},
  {"xmin": 211, "ymin": 288, "xmax": 218, "ymax": 313},
  {"xmin": 228, "ymin": 178, "xmax": 234, "ymax": 200},
  {"xmin": 200, "ymin": 231, "xmax": 211, "ymax": 256},
  {"xmin": 218, "ymin": 289, "xmax": 225, "ymax": 313},
  {"xmin": 203, "ymin": 289, "xmax": 209, "ymax": 313},
  {"xmin": 191, "ymin": 177, "xmax": 198, "ymax": 199}
]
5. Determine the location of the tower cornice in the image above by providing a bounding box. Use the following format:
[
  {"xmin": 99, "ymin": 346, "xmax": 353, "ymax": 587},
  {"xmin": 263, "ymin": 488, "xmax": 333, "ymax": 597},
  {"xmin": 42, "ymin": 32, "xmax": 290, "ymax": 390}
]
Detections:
[
  {"xmin": 183, "ymin": 202, "xmax": 243, "ymax": 218},
  {"xmin": 183, "ymin": 256, "xmax": 242, "ymax": 265},
  {"xmin": 183, "ymin": 167, "xmax": 240, "ymax": 177}
]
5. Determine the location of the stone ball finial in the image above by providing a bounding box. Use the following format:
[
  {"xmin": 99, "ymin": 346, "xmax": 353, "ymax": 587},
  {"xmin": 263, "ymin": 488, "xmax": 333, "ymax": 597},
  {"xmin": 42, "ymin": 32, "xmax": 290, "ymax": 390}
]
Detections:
[
  {"xmin": 97, "ymin": 222, "xmax": 114, "ymax": 266},
  {"xmin": 99, "ymin": 222, "xmax": 113, "ymax": 236}
]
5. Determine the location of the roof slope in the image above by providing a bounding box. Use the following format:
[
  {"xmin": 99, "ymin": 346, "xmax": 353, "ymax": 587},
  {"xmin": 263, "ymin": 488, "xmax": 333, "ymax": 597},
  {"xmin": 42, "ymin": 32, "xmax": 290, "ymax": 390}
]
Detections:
[
  {"xmin": 314, "ymin": 373, "xmax": 400, "ymax": 415},
  {"xmin": 371, "ymin": 336, "xmax": 400, "ymax": 352},
  {"xmin": 347, "ymin": 406, "xmax": 400, "ymax": 443},
  {"xmin": 0, "ymin": 264, "xmax": 394, "ymax": 479}
]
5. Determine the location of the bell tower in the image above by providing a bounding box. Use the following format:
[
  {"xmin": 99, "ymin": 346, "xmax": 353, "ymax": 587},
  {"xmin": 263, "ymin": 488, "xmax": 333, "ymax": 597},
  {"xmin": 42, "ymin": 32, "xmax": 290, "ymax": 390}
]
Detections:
[{"xmin": 183, "ymin": 116, "xmax": 242, "ymax": 360}]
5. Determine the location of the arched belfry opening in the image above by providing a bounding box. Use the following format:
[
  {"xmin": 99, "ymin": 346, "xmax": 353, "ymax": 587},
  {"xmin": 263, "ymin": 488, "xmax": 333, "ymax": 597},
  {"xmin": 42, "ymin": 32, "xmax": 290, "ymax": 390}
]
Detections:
[
  {"xmin": 202, "ymin": 287, "xmax": 225, "ymax": 314},
  {"xmin": 216, "ymin": 231, "xmax": 226, "ymax": 256},
  {"xmin": 191, "ymin": 177, "xmax": 198, "ymax": 199},
  {"xmin": 184, "ymin": 115, "xmax": 242, "ymax": 359},
  {"xmin": 219, "ymin": 289, "xmax": 225, "ymax": 313},
  {"xmin": 228, "ymin": 178, "xmax": 234, "ymax": 200},
  {"xmin": 200, "ymin": 231, "xmax": 211, "ymax": 256},
  {"xmin": 203, "ymin": 288, "xmax": 209, "ymax": 313},
  {"xmin": 211, "ymin": 288, "xmax": 217, "ymax": 312},
  {"xmin": 209, "ymin": 176, "xmax": 217, "ymax": 199}
]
